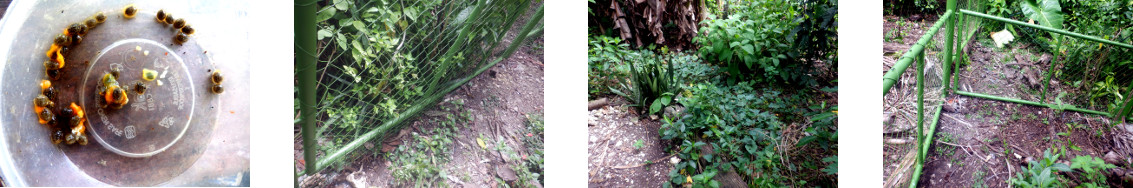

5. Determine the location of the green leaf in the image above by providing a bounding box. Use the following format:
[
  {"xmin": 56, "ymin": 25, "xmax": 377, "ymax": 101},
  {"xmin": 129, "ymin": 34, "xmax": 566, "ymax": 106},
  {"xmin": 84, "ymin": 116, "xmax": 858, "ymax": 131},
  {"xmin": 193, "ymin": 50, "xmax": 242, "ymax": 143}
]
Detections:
[
  {"xmin": 651, "ymin": 99, "xmax": 663, "ymax": 114},
  {"xmin": 405, "ymin": 7, "xmax": 418, "ymax": 21},
  {"xmin": 660, "ymin": 93, "xmax": 672, "ymax": 106},
  {"xmin": 352, "ymin": 21, "xmax": 367, "ymax": 32},
  {"xmin": 352, "ymin": 40, "xmax": 365, "ymax": 55},
  {"xmin": 797, "ymin": 135, "xmax": 818, "ymax": 147},
  {"xmin": 1050, "ymin": 163, "xmax": 1072, "ymax": 172},
  {"xmin": 316, "ymin": 6, "xmax": 337, "ymax": 22},
  {"xmin": 741, "ymin": 44, "xmax": 755, "ymax": 54},
  {"xmin": 317, "ymin": 29, "xmax": 332, "ymax": 40},
  {"xmin": 1020, "ymin": 0, "xmax": 1064, "ymax": 31},
  {"xmin": 333, "ymin": 0, "xmax": 349, "ymax": 10},
  {"xmin": 343, "ymin": 66, "xmax": 361, "ymax": 82}
]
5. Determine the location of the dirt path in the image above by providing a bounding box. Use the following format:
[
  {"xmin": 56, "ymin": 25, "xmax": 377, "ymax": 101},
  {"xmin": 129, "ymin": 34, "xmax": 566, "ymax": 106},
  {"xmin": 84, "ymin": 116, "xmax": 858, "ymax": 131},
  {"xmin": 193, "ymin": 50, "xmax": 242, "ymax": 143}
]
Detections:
[
  {"xmin": 586, "ymin": 97, "xmax": 675, "ymax": 187},
  {"xmin": 884, "ymin": 15, "xmax": 1133, "ymax": 187}
]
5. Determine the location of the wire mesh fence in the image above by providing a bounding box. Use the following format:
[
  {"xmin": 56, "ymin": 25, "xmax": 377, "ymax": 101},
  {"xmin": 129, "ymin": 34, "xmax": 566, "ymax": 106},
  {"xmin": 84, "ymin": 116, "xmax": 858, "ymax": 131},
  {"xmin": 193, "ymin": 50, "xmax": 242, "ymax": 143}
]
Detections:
[
  {"xmin": 951, "ymin": 1, "xmax": 1133, "ymax": 117},
  {"xmin": 297, "ymin": 0, "xmax": 543, "ymax": 174},
  {"xmin": 882, "ymin": 1, "xmax": 985, "ymax": 186},
  {"xmin": 953, "ymin": 35, "xmax": 1133, "ymax": 115},
  {"xmin": 884, "ymin": 0, "xmax": 1133, "ymax": 186},
  {"xmin": 882, "ymin": 21, "xmax": 946, "ymax": 187}
]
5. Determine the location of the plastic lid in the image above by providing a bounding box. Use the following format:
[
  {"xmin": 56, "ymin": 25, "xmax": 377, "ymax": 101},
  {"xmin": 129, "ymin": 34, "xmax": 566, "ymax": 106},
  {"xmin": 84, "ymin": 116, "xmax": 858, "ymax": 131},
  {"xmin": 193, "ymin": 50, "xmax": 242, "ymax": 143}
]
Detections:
[{"xmin": 81, "ymin": 38, "xmax": 195, "ymax": 157}]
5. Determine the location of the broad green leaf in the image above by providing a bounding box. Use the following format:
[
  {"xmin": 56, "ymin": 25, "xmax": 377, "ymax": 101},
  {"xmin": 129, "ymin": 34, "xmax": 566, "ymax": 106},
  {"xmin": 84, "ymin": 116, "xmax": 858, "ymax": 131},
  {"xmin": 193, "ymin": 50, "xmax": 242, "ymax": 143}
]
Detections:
[
  {"xmin": 1020, "ymin": 0, "xmax": 1063, "ymax": 30},
  {"xmin": 405, "ymin": 7, "xmax": 418, "ymax": 21},
  {"xmin": 651, "ymin": 99, "xmax": 663, "ymax": 114},
  {"xmin": 1020, "ymin": 0, "xmax": 1064, "ymax": 49},
  {"xmin": 1050, "ymin": 163, "xmax": 1072, "ymax": 172},
  {"xmin": 333, "ymin": 0, "xmax": 349, "ymax": 10},
  {"xmin": 352, "ymin": 21, "xmax": 367, "ymax": 32},
  {"xmin": 797, "ymin": 135, "xmax": 818, "ymax": 147},
  {"xmin": 335, "ymin": 33, "xmax": 348, "ymax": 50},
  {"xmin": 315, "ymin": 6, "xmax": 337, "ymax": 22},
  {"xmin": 317, "ymin": 29, "xmax": 332, "ymax": 40}
]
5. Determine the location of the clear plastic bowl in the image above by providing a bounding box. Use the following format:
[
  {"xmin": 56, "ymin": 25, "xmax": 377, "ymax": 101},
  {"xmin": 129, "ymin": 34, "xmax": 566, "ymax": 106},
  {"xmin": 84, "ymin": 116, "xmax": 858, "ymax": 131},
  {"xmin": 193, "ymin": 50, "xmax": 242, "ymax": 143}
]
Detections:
[{"xmin": 0, "ymin": 0, "xmax": 250, "ymax": 186}]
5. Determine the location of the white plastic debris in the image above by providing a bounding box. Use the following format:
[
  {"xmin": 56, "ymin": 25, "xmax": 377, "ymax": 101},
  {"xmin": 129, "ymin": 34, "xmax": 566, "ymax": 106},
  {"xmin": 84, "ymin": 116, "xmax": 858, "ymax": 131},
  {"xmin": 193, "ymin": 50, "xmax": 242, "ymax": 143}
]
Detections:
[{"xmin": 991, "ymin": 29, "xmax": 1015, "ymax": 48}]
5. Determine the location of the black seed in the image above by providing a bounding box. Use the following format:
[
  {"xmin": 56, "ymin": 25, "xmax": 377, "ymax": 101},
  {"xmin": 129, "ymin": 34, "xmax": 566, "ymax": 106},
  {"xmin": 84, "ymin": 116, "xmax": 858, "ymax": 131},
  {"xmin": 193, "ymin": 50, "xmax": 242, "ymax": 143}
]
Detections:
[
  {"xmin": 94, "ymin": 12, "xmax": 107, "ymax": 22},
  {"xmin": 51, "ymin": 129, "xmax": 65, "ymax": 144},
  {"xmin": 211, "ymin": 71, "xmax": 223, "ymax": 84},
  {"xmin": 211, "ymin": 84, "xmax": 224, "ymax": 94},
  {"xmin": 38, "ymin": 108, "xmax": 55, "ymax": 124},
  {"xmin": 42, "ymin": 87, "xmax": 57, "ymax": 101},
  {"xmin": 84, "ymin": 18, "xmax": 98, "ymax": 28},
  {"xmin": 34, "ymin": 95, "xmax": 54, "ymax": 108},
  {"xmin": 110, "ymin": 67, "xmax": 121, "ymax": 78},
  {"xmin": 180, "ymin": 25, "xmax": 194, "ymax": 35},
  {"xmin": 174, "ymin": 33, "xmax": 190, "ymax": 44},
  {"xmin": 134, "ymin": 82, "xmax": 148, "ymax": 94},
  {"xmin": 78, "ymin": 23, "xmax": 88, "ymax": 35},
  {"xmin": 124, "ymin": 5, "xmax": 137, "ymax": 17},
  {"xmin": 69, "ymin": 34, "xmax": 82, "ymax": 46},
  {"xmin": 66, "ymin": 23, "xmax": 82, "ymax": 36},
  {"xmin": 70, "ymin": 116, "xmax": 83, "ymax": 129},
  {"xmin": 156, "ymin": 9, "xmax": 166, "ymax": 21},
  {"xmin": 164, "ymin": 13, "xmax": 174, "ymax": 24},
  {"xmin": 53, "ymin": 34, "xmax": 71, "ymax": 46},
  {"xmin": 46, "ymin": 69, "xmax": 62, "ymax": 80},
  {"xmin": 173, "ymin": 18, "xmax": 186, "ymax": 29},
  {"xmin": 61, "ymin": 107, "xmax": 73, "ymax": 117},
  {"xmin": 65, "ymin": 133, "xmax": 77, "ymax": 144}
]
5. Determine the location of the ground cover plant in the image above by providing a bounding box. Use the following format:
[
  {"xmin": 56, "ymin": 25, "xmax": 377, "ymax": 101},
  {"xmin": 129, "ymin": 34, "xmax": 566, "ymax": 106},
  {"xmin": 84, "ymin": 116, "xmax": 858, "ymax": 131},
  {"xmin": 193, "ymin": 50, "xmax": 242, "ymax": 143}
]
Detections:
[{"xmin": 588, "ymin": 0, "xmax": 837, "ymax": 187}]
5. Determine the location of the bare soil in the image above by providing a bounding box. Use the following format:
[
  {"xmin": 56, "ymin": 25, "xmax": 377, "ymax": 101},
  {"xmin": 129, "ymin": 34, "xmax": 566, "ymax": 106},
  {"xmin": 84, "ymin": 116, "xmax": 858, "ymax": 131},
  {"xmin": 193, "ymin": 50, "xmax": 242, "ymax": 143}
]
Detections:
[
  {"xmin": 586, "ymin": 97, "xmax": 675, "ymax": 187},
  {"xmin": 884, "ymin": 15, "xmax": 1133, "ymax": 188}
]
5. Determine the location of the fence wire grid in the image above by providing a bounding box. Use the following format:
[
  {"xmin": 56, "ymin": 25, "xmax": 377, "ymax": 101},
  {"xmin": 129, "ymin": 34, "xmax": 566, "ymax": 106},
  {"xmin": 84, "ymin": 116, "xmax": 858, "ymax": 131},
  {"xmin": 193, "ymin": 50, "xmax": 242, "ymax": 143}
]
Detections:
[
  {"xmin": 296, "ymin": 0, "xmax": 543, "ymax": 173},
  {"xmin": 882, "ymin": 0, "xmax": 983, "ymax": 186}
]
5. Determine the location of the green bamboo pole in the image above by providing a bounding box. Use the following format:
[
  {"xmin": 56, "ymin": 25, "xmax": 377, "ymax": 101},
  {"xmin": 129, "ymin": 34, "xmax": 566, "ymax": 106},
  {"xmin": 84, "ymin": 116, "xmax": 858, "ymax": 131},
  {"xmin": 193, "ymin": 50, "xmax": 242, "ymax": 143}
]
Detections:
[
  {"xmin": 296, "ymin": 0, "xmax": 318, "ymax": 177},
  {"xmin": 527, "ymin": 27, "xmax": 544, "ymax": 39},
  {"xmin": 942, "ymin": 0, "xmax": 956, "ymax": 96},
  {"xmin": 299, "ymin": 6, "xmax": 544, "ymax": 175},
  {"xmin": 954, "ymin": 11, "xmax": 977, "ymax": 91},
  {"xmin": 882, "ymin": 11, "xmax": 953, "ymax": 95},
  {"xmin": 908, "ymin": 100, "xmax": 945, "ymax": 188},
  {"xmin": 955, "ymin": 90, "xmax": 1112, "ymax": 116},
  {"xmin": 959, "ymin": 9, "xmax": 1133, "ymax": 49}
]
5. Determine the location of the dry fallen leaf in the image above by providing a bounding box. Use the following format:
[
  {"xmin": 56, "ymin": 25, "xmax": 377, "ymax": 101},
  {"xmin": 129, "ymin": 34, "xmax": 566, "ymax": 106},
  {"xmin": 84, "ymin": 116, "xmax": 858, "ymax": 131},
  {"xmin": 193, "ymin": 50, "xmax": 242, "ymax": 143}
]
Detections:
[{"xmin": 477, "ymin": 137, "xmax": 486, "ymax": 149}]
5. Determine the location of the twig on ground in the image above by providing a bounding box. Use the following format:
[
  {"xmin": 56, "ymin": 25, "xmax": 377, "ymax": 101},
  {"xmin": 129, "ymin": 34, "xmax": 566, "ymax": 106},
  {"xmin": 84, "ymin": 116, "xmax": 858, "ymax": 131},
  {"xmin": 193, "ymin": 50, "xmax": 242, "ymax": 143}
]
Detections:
[
  {"xmin": 589, "ymin": 138, "xmax": 610, "ymax": 178},
  {"xmin": 943, "ymin": 113, "xmax": 975, "ymax": 128},
  {"xmin": 936, "ymin": 140, "xmax": 968, "ymax": 148},
  {"xmin": 612, "ymin": 153, "xmax": 677, "ymax": 169}
]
